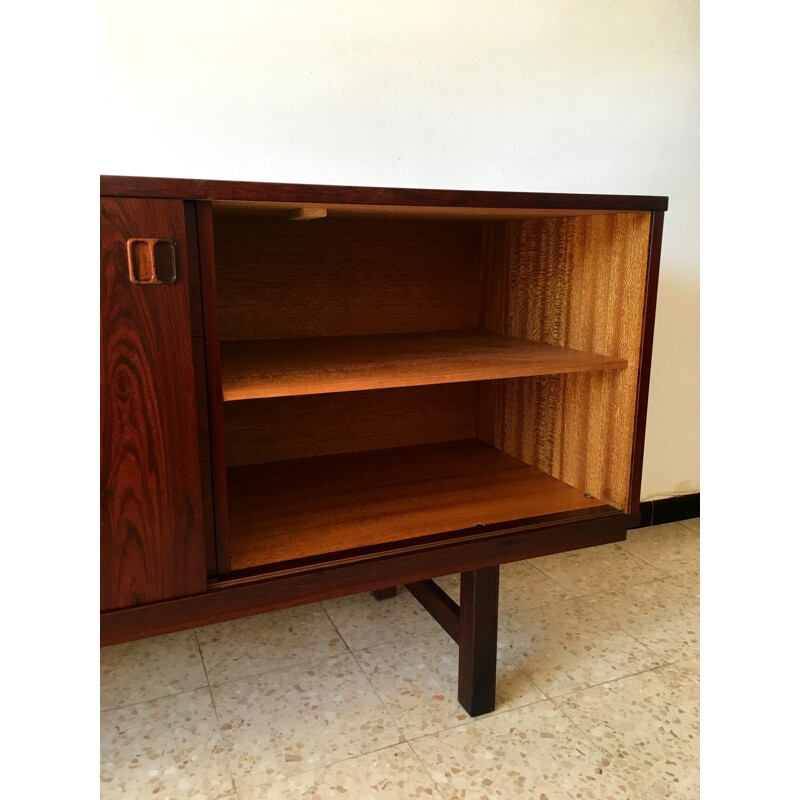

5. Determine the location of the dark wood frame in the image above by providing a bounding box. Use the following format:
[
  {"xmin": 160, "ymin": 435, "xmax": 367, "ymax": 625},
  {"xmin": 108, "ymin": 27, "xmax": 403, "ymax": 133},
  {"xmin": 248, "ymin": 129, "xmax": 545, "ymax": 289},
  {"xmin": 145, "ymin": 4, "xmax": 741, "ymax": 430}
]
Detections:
[
  {"xmin": 101, "ymin": 175, "xmax": 668, "ymax": 212},
  {"xmin": 100, "ymin": 176, "xmax": 666, "ymax": 716},
  {"xmin": 196, "ymin": 201, "xmax": 231, "ymax": 576},
  {"xmin": 101, "ymin": 507, "xmax": 631, "ymax": 640}
]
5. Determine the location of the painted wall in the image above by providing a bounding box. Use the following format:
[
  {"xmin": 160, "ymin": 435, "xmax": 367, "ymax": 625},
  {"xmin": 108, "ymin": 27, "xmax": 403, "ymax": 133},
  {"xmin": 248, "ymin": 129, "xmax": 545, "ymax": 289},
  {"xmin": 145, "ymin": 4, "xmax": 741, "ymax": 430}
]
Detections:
[{"xmin": 100, "ymin": 0, "xmax": 699, "ymax": 499}]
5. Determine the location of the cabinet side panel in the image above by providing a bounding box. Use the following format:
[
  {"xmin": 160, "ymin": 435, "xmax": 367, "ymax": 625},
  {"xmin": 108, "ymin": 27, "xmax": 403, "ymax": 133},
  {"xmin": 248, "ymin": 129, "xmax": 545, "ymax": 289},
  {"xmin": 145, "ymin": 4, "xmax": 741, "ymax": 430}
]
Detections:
[
  {"xmin": 101, "ymin": 197, "xmax": 206, "ymax": 609},
  {"xmin": 481, "ymin": 213, "xmax": 651, "ymax": 509}
]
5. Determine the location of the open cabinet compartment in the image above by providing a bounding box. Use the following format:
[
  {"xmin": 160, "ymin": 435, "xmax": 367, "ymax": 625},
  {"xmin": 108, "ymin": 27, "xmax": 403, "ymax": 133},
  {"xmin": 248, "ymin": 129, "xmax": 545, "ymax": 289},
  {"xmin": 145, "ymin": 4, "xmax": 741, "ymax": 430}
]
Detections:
[{"xmin": 208, "ymin": 201, "xmax": 652, "ymax": 574}]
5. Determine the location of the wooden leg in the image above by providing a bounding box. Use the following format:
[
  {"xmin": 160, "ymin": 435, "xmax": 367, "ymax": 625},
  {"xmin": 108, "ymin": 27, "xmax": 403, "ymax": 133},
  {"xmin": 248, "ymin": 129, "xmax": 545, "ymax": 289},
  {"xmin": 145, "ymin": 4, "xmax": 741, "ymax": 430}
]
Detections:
[
  {"xmin": 371, "ymin": 586, "xmax": 397, "ymax": 600},
  {"xmin": 458, "ymin": 565, "xmax": 499, "ymax": 716}
]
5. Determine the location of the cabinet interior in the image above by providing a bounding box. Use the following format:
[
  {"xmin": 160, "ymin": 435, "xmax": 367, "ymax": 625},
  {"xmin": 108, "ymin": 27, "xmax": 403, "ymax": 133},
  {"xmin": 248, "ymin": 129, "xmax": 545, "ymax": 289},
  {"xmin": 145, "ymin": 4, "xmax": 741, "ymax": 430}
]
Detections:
[{"xmin": 209, "ymin": 202, "xmax": 652, "ymax": 572}]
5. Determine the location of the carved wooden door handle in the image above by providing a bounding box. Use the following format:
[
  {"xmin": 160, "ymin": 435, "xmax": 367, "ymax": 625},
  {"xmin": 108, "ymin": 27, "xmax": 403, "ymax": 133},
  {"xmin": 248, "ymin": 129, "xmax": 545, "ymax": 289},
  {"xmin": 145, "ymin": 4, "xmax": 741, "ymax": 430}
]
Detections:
[{"xmin": 126, "ymin": 238, "xmax": 178, "ymax": 284}]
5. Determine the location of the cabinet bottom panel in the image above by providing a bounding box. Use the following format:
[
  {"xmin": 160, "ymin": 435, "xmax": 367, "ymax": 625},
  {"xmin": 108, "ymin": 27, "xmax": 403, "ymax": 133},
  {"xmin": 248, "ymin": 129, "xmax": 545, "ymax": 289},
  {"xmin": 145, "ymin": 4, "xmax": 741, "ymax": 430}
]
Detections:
[{"xmin": 226, "ymin": 439, "xmax": 608, "ymax": 571}]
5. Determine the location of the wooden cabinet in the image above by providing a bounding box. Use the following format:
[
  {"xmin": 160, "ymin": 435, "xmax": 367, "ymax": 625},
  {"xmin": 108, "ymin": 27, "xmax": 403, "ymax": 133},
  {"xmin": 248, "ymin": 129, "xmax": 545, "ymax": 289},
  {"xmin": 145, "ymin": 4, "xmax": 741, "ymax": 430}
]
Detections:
[{"xmin": 100, "ymin": 177, "xmax": 666, "ymax": 715}]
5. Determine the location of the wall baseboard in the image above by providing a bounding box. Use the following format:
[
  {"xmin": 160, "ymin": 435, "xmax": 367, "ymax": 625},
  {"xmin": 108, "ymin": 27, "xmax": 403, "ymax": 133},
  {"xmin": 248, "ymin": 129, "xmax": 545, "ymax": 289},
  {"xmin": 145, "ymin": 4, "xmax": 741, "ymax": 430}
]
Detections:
[{"xmin": 632, "ymin": 493, "xmax": 700, "ymax": 529}]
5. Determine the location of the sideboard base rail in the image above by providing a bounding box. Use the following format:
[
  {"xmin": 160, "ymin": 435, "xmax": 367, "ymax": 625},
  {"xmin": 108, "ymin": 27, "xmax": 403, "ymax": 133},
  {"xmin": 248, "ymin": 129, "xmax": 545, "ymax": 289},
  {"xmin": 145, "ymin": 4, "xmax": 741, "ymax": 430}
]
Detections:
[{"xmin": 101, "ymin": 511, "xmax": 633, "ymax": 647}]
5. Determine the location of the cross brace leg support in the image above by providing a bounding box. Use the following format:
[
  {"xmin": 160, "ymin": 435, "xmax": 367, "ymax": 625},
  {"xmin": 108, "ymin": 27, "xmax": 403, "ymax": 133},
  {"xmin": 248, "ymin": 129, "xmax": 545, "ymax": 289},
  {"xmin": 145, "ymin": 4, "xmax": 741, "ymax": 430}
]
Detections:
[{"xmin": 404, "ymin": 565, "xmax": 500, "ymax": 716}]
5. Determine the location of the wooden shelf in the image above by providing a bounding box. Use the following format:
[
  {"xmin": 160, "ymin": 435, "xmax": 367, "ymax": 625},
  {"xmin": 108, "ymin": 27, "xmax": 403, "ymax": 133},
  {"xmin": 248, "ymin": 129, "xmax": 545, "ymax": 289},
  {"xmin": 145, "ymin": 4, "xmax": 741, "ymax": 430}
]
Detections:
[
  {"xmin": 227, "ymin": 440, "xmax": 608, "ymax": 570},
  {"xmin": 220, "ymin": 331, "xmax": 626, "ymax": 401}
]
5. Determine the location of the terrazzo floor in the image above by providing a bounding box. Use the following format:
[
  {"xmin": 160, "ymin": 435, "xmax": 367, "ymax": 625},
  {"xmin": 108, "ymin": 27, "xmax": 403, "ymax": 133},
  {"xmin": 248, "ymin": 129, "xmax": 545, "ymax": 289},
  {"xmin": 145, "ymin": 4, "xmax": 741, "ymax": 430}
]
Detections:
[{"xmin": 100, "ymin": 518, "xmax": 700, "ymax": 799}]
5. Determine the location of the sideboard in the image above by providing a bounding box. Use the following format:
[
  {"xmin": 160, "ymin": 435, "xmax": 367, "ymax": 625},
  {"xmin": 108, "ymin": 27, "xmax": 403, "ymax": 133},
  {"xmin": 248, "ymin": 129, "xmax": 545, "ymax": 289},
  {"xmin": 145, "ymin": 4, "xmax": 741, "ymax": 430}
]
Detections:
[{"xmin": 100, "ymin": 176, "xmax": 666, "ymax": 715}]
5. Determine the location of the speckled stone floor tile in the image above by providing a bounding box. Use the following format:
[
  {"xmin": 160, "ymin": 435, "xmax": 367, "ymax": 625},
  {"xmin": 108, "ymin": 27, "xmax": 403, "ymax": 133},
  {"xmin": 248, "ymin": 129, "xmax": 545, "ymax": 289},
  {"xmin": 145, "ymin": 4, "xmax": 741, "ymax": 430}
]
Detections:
[
  {"xmin": 211, "ymin": 652, "xmax": 401, "ymax": 788},
  {"xmin": 435, "ymin": 560, "xmax": 574, "ymax": 614},
  {"xmin": 100, "ymin": 521, "xmax": 701, "ymax": 798},
  {"xmin": 531, "ymin": 542, "xmax": 664, "ymax": 597},
  {"xmin": 100, "ymin": 687, "xmax": 232, "ymax": 800},
  {"xmin": 660, "ymin": 569, "xmax": 699, "ymax": 597},
  {"xmin": 195, "ymin": 604, "xmax": 347, "ymax": 685},
  {"xmin": 410, "ymin": 701, "xmax": 634, "ymax": 799},
  {"xmin": 237, "ymin": 744, "xmax": 438, "ymax": 799},
  {"xmin": 680, "ymin": 517, "xmax": 700, "ymax": 533},
  {"xmin": 101, "ymin": 629, "xmax": 208, "ymax": 711},
  {"xmin": 557, "ymin": 664, "xmax": 699, "ymax": 799},
  {"xmin": 668, "ymin": 656, "xmax": 700, "ymax": 683},
  {"xmin": 322, "ymin": 587, "xmax": 443, "ymax": 650},
  {"xmin": 355, "ymin": 627, "xmax": 546, "ymax": 739},
  {"xmin": 617, "ymin": 522, "xmax": 700, "ymax": 574},
  {"xmin": 584, "ymin": 576, "xmax": 700, "ymax": 662},
  {"xmin": 496, "ymin": 598, "xmax": 664, "ymax": 699}
]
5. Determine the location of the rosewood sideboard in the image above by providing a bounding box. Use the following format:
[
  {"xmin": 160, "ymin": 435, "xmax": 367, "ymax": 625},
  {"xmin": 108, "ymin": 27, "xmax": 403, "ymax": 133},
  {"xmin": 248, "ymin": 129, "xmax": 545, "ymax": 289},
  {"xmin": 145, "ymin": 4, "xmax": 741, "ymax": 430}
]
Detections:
[{"xmin": 100, "ymin": 176, "xmax": 666, "ymax": 715}]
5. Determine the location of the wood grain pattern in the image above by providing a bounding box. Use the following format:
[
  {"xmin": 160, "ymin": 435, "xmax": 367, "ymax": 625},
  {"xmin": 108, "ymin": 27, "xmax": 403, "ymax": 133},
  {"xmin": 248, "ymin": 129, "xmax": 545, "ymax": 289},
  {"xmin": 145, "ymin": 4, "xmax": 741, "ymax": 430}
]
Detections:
[
  {"xmin": 196, "ymin": 201, "xmax": 231, "ymax": 575},
  {"xmin": 100, "ymin": 177, "xmax": 665, "ymax": 651},
  {"xmin": 479, "ymin": 213, "xmax": 651, "ymax": 510},
  {"xmin": 226, "ymin": 440, "xmax": 606, "ymax": 571},
  {"xmin": 100, "ymin": 197, "xmax": 206, "ymax": 610},
  {"xmin": 220, "ymin": 332, "xmax": 626, "ymax": 401},
  {"xmin": 192, "ymin": 338, "xmax": 210, "ymax": 462},
  {"xmin": 184, "ymin": 202, "xmax": 205, "ymax": 337},
  {"xmin": 213, "ymin": 215, "xmax": 483, "ymax": 340},
  {"xmin": 458, "ymin": 566, "xmax": 499, "ymax": 716},
  {"xmin": 102, "ymin": 509, "xmax": 629, "ymax": 645},
  {"xmin": 101, "ymin": 175, "xmax": 669, "ymax": 212},
  {"xmin": 201, "ymin": 462, "xmax": 216, "ymax": 579},
  {"xmin": 223, "ymin": 383, "xmax": 479, "ymax": 466}
]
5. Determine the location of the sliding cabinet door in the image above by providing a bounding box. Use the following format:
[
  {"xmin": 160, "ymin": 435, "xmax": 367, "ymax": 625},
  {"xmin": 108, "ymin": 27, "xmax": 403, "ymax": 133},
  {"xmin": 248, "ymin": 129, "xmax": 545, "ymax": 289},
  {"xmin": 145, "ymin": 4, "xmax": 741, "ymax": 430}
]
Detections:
[{"xmin": 101, "ymin": 197, "xmax": 206, "ymax": 610}]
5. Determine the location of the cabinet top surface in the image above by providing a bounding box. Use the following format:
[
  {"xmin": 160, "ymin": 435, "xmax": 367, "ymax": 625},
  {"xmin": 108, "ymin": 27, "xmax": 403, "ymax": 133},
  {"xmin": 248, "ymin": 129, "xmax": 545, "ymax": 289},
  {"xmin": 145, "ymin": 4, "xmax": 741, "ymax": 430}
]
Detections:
[{"xmin": 100, "ymin": 175, "xmax": 668, "ymax": 212}]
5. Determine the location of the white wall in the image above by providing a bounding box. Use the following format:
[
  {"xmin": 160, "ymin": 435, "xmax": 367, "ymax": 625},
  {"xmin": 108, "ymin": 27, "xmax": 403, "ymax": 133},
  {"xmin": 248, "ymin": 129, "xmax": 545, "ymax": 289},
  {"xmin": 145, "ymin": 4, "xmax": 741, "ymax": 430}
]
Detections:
[{"xmin": 100, "ymin": 0, "xmax": 699, "ymax": 500}]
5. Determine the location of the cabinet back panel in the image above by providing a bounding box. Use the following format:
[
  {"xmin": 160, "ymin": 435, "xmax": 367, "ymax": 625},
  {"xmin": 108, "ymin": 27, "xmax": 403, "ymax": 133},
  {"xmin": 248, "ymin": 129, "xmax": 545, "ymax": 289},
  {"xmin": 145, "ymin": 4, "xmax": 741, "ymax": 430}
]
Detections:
[
  {"xmin": 479, "ymin": 212, "xmax": 651, "ymax": 510},
  {"xmin": 224, "ymin": 383, "xmax": 478, "ymax": 466},
  {"xmin": 213, "ymin": 214, "xmax": 484, "ymax": 340}
]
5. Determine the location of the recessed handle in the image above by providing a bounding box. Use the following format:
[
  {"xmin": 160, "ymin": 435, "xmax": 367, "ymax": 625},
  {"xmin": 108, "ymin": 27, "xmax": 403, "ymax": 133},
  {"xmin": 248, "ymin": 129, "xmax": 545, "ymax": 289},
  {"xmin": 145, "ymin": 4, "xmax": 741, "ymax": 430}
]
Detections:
[{"xmin": 127, "ymin": 238, "xmax": 178, "ymax": 284}]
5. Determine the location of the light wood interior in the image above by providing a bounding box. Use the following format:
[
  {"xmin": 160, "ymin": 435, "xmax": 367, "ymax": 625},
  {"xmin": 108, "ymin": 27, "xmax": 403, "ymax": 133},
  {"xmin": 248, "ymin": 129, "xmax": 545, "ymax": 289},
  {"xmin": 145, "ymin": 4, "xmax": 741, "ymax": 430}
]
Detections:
[
  {"xmin": 478, "ymin": 213, "xmax": 651, "ymax": 510},
  {"xmin": 224, "ymin": 383, "xmax": 479, "ymax": 466},
  {"xmin": 220, "ymin": 332, "xmax": 626, "ymax": 401},
  {"xmin": 213, "ymin": 200, "xmax": 620, "ymax": 221},
  {"xmin": 213, "ymin": 215, "xmax": 483, "ymax": 340},
  {"xmin": 211, "ymin": 205, "xmax": 652, "ymax": 569},
  {"xmin": 227, "ymin": 440, "xmax": 607, "ymax": 570}
]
